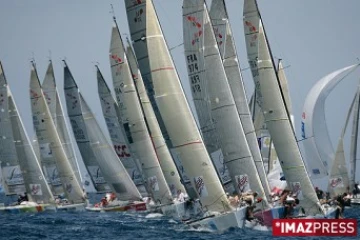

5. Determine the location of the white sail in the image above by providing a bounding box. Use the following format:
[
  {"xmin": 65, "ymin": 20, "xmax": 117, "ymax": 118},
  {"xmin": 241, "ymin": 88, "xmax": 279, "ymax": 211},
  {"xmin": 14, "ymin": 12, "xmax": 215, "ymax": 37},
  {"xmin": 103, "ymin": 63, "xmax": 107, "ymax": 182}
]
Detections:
[
  {"xmin": 64, "ymin": 63, "xmax": 109, "ymax": 193},
  {"xmin": 125, "ymin": 0, "xmax": 198, "ymax": 199},
  {"xmin": 302, "ymin": 64, "xmax": 360, "ymax": 179},
  {"xmin": 183, "ymin": 0, "xmax": 268, "ymax": 204},
  {"xmin": 109, "ymin": 23, "xmax": 172, "ymax": 204},
  {"xmin": 210, "ymin": 0, "xmax": 271, "ymax": 197},
  {"xmin": 64, "ymin": 62, "xmax": 142, "ymax": 201},
  {"xmin": 97, "ymin": 66, "xmax": 148, "ymax": 197},
  {"xmin": 9, "ymin": 92, "xmax": 55, "ymax": 203},
  {"xmin": 277, "ymin": 60, "xmax": 292, "ymax": 115},
  {"xmin": 125, "ymin": 0, "xmax": 231, "ymax": 212},
  {"xmin": 0, "ymin": 61, "xmax": 25, "ymax": 195},
  {"xmin": 126, "ymin": 42, "xmax": 187, "ymax": 197},
  {"xmin": 244, "ymin": 0, "xmax": 322, "ymax": 215},
  {"xmin": 30, "ymin": 63, "xmax": 84, "ymax": 203},
  {"xmin": 42, "ymin": 61, "xmax": 89, "ymax": 189},
  {"xmin": 0, "ymin": 61, "xmax": 54, "ymax": 203},
  {"xmin": 350, "ymin": 84, "xmax": 360, "ymax": 189}
]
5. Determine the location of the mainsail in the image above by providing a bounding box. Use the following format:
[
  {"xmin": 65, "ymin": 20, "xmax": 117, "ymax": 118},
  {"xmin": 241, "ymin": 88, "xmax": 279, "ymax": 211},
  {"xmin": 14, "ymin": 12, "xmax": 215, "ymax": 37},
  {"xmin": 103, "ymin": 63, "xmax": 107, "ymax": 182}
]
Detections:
[
  {"xmin": 183, "ymin": 0, "xmax": 268, "ymax": 204},
  {"xmin": 125, "ymin": 0, "xmax": 231, "ymax": 212},
  {"xmin": 244, "ymin": 0, "xmax": 322, "ymax": 215},
  {"xmin": 64, "ymin": 62, "xmax": 109, "ymax": 193},
  {"xmin": 0, "ymin": 61, "xmax": 25, "ymax": 195},
  {"xmin": 302, "ymin": 64, "xmax": 360, "ymax": 179},
  {"xmin": 328, "ymin": 92, "xmax": 355, "ymax": 197},
  {"xmin": 64, "ymin": 61, "xmax": 142, "ymax": 201},
  {"xmin": 109, "ymin": 22, "xmax": 172, "ymax": 204},
  {"xmin": 210, "ymin": 0, "xmax": 270, "ymax": 197},
  {"xmin": 30, "ymin": 62, "xmax": 84, "ymax": 203},
  {"xmin": 42, "ymin": 61, "xmax": 88, "ymax": 188},
  {"xmin": 126, "ymin": 42, "xmax": 187, "ymax": 197},
  {"xmin": 350, "ymin": 82, "xmax": 360, "ymax": 189},
  {"xmin": 97, "ymin": 66, "xmax": 148, "ymax": 197},
  {"xmin": 0, "ymin": 61, "xmax": 54, "ymax": 203}
]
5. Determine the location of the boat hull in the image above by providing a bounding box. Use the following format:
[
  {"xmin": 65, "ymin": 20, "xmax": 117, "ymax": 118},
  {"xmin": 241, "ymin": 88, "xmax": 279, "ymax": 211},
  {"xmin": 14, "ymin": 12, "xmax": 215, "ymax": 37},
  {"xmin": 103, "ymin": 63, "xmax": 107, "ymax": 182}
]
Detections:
[
  {"xmin": 0, "ymin": 203, "xmax": 57, "ymax": 213},
  {"xmin": 254, "ymin": 205, "xmax": 338, "ymax": 227},
  {"xmin": 160, "ymin": 200, "xmax": 203, "ymax": 221},
  {"xmin": 85, "ymin": 201, "xmax": 147, "ymax": 212},
  {"xmin": 56, "ymin": 203, "xmax": 86, "ymax": 212},
  {"xmin": 186, "ymin": 206, "xmax": 247, "ymax": 232}
]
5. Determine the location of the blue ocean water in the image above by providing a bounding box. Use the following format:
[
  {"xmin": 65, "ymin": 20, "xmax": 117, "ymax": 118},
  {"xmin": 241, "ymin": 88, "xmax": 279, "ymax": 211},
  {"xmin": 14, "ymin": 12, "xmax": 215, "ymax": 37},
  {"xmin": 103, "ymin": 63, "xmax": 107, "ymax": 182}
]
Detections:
[{"xmin": 1, "ymin": 193, "xmax": 359, "ymax": 240}]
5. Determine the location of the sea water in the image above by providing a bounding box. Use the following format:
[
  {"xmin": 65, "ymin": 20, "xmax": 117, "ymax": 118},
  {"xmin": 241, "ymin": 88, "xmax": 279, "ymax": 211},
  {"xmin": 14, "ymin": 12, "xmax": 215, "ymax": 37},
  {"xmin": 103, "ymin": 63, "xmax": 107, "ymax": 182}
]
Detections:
[{"xmin": 1, "ymin": 193, "xmax": 359, "ymax": 240}]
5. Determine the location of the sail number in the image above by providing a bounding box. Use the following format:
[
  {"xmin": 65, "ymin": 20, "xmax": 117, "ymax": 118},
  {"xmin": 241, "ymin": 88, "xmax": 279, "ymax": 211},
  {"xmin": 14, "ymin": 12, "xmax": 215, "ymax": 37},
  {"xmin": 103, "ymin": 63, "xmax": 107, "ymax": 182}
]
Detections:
[{"xmin": 187, "ymin": 54, "xmax": 201, "ymax": 93}]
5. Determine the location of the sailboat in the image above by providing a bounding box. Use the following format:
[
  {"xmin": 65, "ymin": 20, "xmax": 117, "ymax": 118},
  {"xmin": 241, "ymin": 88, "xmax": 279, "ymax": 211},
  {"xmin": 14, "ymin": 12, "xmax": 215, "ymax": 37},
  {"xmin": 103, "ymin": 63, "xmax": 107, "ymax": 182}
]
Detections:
[
  {"xmin": 0, "ymin": 62, "xmax": 26, "ymax": 196},
  {"xmin": 327, "ymin": 92, "xmax": 355, "ymax": 199},
  {"xmin": 126, "ymin": 0, "xmax": 248, "ymax": 232},
  {"xmin": 209, "ymin": 0, "xmax": 271, "ymax": 199},
  {"xmin": 96, "ymin": 66, "xmax": 148, "ymax": 198},
  {"xmin": 244, "ymin": 0, "xmax": 337, "ymax": 226},
  {"xmin": 108, "ymin": 20, "xmax": 173, "ymax": 207},
  {"xmin": 41, "ymin": 61, "xmax": 94, "ymax": 194},
  {"xmin": 302, "ymin": 64, "xmax": 360, "ymax": 181},
  {"xmin": 63, "ymin": 61, "xmax": 146, "ymax": 212},
  {"xmin": 0, "ymin": 61, "xmax": 56, "ymax": 213},
  {"xmin": 125, "ymin": 0, "xmax": 197, "ymax": 200},
  {"xmin": 125, "ymin": 42, "xmax": 200, "ymax": 219},
  {"xmin": 350, "ymin": 81, "xmax": 360, "ymax": 205},
  {"xmin": 29, "ymin": 61, "xmax": 86, "ymax": 211}
]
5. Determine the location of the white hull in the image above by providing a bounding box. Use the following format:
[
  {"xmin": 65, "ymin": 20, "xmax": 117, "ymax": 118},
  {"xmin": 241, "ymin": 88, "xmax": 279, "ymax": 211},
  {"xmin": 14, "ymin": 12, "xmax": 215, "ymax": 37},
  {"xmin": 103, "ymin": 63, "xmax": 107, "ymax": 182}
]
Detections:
[
  {"xmin": 351, "ymin": 197, "xmax": 360, "ymax": 205},
  {"xmin": 160, "ymin": 200, "xmax": 203, "ymax": 221},
  {"xmin": 186, "ymin": 206, "xmax": 247, "ymax": 232},
  {"xmin": 56, "ymin": 202, "xmax": 86, "ymax": 212},
  {"xmin": 0, "ymin": 201, "xmax": 57, "ymax": 213}
]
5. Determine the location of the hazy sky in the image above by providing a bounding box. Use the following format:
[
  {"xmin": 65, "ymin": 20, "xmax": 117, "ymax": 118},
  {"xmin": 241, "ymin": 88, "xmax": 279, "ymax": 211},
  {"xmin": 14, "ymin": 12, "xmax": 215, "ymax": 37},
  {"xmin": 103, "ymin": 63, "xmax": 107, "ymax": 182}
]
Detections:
[{"xmin": 1, "ymin": 0, "xmax": 360, "ymax": 187}]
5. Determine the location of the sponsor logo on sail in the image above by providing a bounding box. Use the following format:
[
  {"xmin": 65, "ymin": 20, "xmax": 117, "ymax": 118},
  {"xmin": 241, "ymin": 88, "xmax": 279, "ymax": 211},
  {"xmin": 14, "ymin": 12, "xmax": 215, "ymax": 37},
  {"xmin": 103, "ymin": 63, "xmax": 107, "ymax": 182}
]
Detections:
[
  {"xmin": 194, "ymin": 176, "xmax": 208, "ymax": 197},
  {"xmin": 236, "ymin": 174, "xmax": 250, "ymax": 193},
  {"xmin": 187, "ymin": 16, "xmax": 202, "ymax": 45},
  {"xmin": 4, "ymin": 166, "xmax": 24, "ymax": 185},
  {"xmin": 30, "ymin": 184, "xmax": 43, "ymax": 196},
  {"xmin": 148, "ymin": 176, "xmax": 159, "ymax": 192},
  {"xmin": 330, "ymin": 177, "xmax": 344, "ymax": 188},
  {"xmin": 272, "ymin": 219, "xmax": 357, "ymax": 236}
]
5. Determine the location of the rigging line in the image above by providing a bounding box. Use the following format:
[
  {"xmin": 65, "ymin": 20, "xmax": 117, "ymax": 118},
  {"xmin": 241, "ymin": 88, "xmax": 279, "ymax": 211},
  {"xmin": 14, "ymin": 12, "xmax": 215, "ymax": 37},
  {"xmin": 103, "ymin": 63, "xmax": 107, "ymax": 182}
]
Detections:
[{"xmin": 169, "ymin": 42, "xmax": 184, "ymax": 51}]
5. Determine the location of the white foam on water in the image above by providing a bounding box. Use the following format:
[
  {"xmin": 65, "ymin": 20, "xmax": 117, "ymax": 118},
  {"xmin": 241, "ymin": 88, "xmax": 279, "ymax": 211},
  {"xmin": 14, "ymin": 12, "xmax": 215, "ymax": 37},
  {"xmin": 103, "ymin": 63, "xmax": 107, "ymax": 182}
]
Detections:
[
  {"xmin": 145, "ymin": 213, "xmax": 163, "ymax": 218},
  {"xmin": 245, "ymin": 220, "xmax": 270, "ymax": 231}
]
